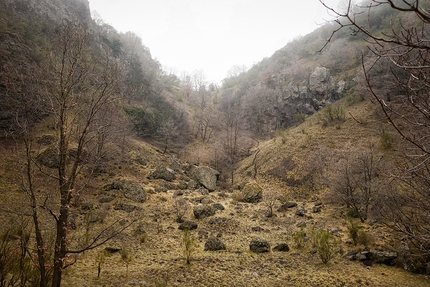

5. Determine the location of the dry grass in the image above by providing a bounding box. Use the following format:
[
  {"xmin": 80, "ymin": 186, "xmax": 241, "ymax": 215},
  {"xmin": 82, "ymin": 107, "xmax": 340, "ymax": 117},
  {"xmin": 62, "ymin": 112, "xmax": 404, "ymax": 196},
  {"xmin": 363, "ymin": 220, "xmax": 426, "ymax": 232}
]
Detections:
[
  {"xmin": 61, "ymin": 188, "xmax": 428, "ymax": 287},
  {"xmin": 1, "ymin": 100, "xmax": 428, "ymax": 286}
]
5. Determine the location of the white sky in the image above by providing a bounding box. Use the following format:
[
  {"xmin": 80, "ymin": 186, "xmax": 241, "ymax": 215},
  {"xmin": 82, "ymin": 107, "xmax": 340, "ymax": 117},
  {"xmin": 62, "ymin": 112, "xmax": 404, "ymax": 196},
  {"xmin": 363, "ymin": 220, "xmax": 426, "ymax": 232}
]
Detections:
[{"xmin": 88, "ymin": 0, "xmax": 340, "ymax": 84}]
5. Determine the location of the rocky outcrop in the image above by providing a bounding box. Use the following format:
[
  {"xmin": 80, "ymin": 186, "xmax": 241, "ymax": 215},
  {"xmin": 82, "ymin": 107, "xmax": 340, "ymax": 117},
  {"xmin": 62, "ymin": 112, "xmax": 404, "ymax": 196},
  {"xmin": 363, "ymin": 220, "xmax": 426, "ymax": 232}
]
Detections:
[
  {"xmin": 269, "ymin": 66, "xmax": 345, "ymax": 130},
  {"xmin": 345, "ymin": 247, "xmax": 398, "ymax": 265}
]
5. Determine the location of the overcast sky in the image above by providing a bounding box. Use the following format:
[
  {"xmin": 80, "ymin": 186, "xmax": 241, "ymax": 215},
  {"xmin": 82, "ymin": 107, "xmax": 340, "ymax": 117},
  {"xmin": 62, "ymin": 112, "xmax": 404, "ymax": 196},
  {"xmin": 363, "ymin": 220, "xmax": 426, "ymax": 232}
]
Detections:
[{"xmin": 88, "ymin": 0, "xmax": 341, "ymax": 84}]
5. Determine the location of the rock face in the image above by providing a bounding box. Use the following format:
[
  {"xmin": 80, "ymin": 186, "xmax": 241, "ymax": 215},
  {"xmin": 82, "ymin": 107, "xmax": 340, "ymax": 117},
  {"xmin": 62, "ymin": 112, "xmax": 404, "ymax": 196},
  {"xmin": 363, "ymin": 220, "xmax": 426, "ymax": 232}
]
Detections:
[
  {"xmin": 241, "ymin": 182, "xmax": 263, "ymax": 203},
  {"xmin": 345, "ymin": 247, "xmax": 398, "ymax": 265},
  {"xmin": 189, "ymin": 166, "xmax": 219, "ymax": 191},
  {"xmin": 250, "ymin": 238, "xmax": 271, "ymax": 253},
  {"xmin": 147, "ymin": 167, "xmax": 176, "ymax": 182},
  {"xmin": 193, "ymin": 205, "xmax": 216, "ymax": 219},
  {"xmin": 105, "ymin": 179, "xmax": 146, "ymax": 203},
  {"xmin": 204, "ymin": 237, "xmax": 226, "ymax": 251}
]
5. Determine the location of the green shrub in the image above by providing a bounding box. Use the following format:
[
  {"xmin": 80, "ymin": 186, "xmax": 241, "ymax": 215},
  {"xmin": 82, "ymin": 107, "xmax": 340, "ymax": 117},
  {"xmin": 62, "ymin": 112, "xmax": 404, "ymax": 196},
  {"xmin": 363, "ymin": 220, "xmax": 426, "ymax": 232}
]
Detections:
[
  {"xmin": 312, "ymin": 229, "xmax": 339, "ymax": 264},
  {"xmin": 292, "ymin": 228, "xmax": 307, "ymax": 249},
  {"xmin": 380, "ymin": 131, "xmax": 393, "ymax": 150},
  {"xmin": 121, "ymin": 247, "xmax": 133, "ymax": 275},
  {"xmin": 320, "ymin": 104, "xmax": 345, "ymax": 126},
  {"xmin": 181, "ymin": 229, "xmax": 198, "ymax": 265},
  {"xmin": 345, "ymin": 217, "xmax": 360, "ymax": 245},
  {"xmin": 357, "ymin": 230, "xmax": 373, "ymax": 247}
]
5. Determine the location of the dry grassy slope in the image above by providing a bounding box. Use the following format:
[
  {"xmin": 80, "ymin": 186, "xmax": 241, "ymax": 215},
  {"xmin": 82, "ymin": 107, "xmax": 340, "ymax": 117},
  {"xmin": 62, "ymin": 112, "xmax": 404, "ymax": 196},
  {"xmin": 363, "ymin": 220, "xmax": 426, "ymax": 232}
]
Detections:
[
  {"xmin": 235, "ymin": 98, "xmax": 394, "ymax": 198},
  {"xmin": 60, "ymin": 99, "xmax": 429, "ymax": 286}
]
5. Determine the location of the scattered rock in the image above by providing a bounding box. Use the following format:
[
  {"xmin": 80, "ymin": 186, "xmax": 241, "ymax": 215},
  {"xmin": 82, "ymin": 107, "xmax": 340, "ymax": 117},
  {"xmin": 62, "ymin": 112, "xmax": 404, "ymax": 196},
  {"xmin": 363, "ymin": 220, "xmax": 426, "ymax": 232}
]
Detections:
[
  {"xmin": 105, "ymin": 179, "xmax": 146, "ymax": 203},
  {"xmin": 173, "ymin": 190, "xmax": 184, "ymax": 198},
  {"xmin": 81, "ymin": 202, "xmax": 94, "ymax": 210},
  {"xmin": 312, "ymin": 206, "xmax": 321, "ymax": 213},
  {"xmin": 278, "ymin": 202, "xmax": 297, "ymax": 211},
  {"xmin": 199, "ymin": 187, "xmax": 209, "ymax": 195},
  {"xmin": 114, "ymin": 202, "xmax": 136, "ymax": 213},
  {"xmin": 105, "ymin": 247, "xmax": 121, "ymax": 253},
  {"xmin": 147, "ymin": 166, "xmax": 176, "ymax": 182},
  {"xmin": 37, "ymin": 134, "xmax": 55, "ymax": 146},
  {"xmin": 295, "ymin": 206, "xmax": 306, "ymax": 216},
  {"xmin": 314, "ymin": 201, "xmax": 323, "ymax": 206},
  {"xmin": 37, "ymin": 146, "xmax": 59, "ymax": 168},
  {"xmin": 273, "ymin": 243, "xmax": 290, "ymax": 252},
  {"xmin": 201, "ymin": 197, "xmax": 213, "ymax": 205},
  {"xmin": 160, "ymin": 180, "xmax": 178, "ymax": 190},
  {"xmin": 249, "ymin": 237, "xmax": 270, "ymax": 253},
  {"xmin": 369, "ymin": 249, "xmax": 398, "ymax": 265},
  {"xmin": 241, "ymin": 182, "xmax": 263, "ymax": 203},
  {"xmin": 212, "ymin": 203, "xmax": 225, "ymax": 211},
  {"xmin": 187, "ymin": 179, "xmax": 198, "ymax": 190},
  {"xmin": 178, "ymin": 220, "xmax": 198, "ymax": 230},
  {"xmin": 204, "ymin": 237, "xmax": 226, "ymax": 251},
  {"xmin": 178, "ymin": 181, "xmax": 188, "ymax": 190},
  {"xmin": 198, "ymin": 229, "xmax": 209, "ymax": 238},
  {"xmin": 193, "ymin": 205, "xmax": 216, "ymax": 219},
  {"xmin": 98, "ymin": 194, "xmax": 116, "ymax": 203},
  {"xmin": 251, "ymin": 226, "xmax": 264, "ymax": 232}
]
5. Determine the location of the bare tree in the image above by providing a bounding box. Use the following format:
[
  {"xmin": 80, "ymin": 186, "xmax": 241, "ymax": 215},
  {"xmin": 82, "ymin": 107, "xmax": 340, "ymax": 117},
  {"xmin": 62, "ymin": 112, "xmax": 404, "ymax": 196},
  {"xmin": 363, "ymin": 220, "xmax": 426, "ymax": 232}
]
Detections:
[
  {"xmin": 8, "ymin": 23, "xmax": 136, "ymax": 287},
  {"xmin": 321, "ymin": 0, "xmax": 430, "ymax": 260},
  {"xmin": 330, "ymin": 145, "xmax": 383, "ymax": 222}
]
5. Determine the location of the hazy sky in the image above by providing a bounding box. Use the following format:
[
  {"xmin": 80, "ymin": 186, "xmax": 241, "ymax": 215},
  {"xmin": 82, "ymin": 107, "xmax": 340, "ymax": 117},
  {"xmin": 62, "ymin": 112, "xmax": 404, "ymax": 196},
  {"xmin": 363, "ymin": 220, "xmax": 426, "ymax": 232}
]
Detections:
[{"xmin": 88, "ymin": 0, "xmax": 340, "ymax": 84}]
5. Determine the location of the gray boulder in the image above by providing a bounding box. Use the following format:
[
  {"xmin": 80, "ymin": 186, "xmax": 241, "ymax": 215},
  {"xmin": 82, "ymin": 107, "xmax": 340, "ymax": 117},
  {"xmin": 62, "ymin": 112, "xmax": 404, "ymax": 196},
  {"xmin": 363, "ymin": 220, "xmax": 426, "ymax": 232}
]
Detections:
[
  {"xmin": 190, "ymin": 166, "xmax": 219, "ymax": 191},
  {"xmin": 277, "ymin": 201, "xmax": 297, "ymax": 212},
  {"xmin": 105, "ymin": 179, "xmax": 146, "ymax": 203},
  {"xmin": 193, "ymin": 205, "xmax": 216, "ymax": 219},
  {"xmin": 147, "ymin": 167, "xmax": 176, "ymax": 182},
  {"xmin": 241, "ymin": 182, "xmax": 263, "ymax": 203},
  {"xmin": 250, "ymin": 237, "xmax": 271, "ymax": 253},
  {"xmin": 204, "ymin": 237, "xmax": 226, "ymax": 251}
]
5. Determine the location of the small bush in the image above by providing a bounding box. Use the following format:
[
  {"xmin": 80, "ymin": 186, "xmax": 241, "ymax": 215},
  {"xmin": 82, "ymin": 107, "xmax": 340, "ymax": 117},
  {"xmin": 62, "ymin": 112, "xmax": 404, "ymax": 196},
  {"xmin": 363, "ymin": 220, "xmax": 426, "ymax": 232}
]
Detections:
[
  {"xmin": 312, "ymin": 229, "xmax": 339, "ymax": 264},
  {"xmin": 357, "ymin": 230, "xmax": 373, "ymax": 247},
  {"xmin": 345, "ymin": 217, "xmax": 360, "ymax": 245},
  {"xmin": 292, "ymin": 228, "xmax": 307, "ymax": 249},
  {"xmin": 380, "ymin": 131, "xmax": 393, "ymax": 150},
  {"xmin": 320, "ymin": 104, "xmax": 345, "ymax": 126},
  {"xmin": 232, "ymin": 190, "xmax": 244, "ymax": 202},
  {"xmin": 181, "ymin": 229, "xmax": 198, "ymax": 265},
  {"xmin": 95, "ymin": 250, "xmax": 109, "ymax": 278},
  {"xmin": 121, "ymin": 247, "xmax": 133, "ymax": 275}
]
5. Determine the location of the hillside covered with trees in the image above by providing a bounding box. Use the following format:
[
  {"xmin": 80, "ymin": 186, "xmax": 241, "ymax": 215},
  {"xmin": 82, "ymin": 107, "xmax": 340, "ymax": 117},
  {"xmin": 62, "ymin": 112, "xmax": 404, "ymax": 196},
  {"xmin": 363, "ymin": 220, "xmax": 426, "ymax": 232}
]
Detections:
[{"xmin": 0, "ymin": 0, "xmax": 429, "ymax": 286}]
